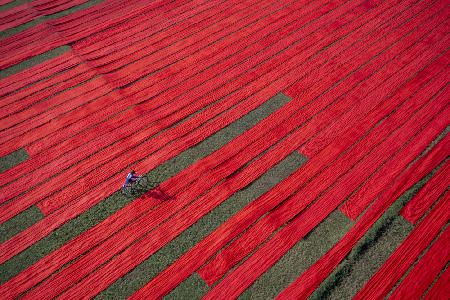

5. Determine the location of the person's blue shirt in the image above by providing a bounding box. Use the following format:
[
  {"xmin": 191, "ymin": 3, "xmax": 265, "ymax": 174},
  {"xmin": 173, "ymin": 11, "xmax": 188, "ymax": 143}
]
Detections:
[
  {"xmin": 125, "ymin": 173, "xmax": 133, "ymax": 185},
  {"xmin": 123, "ymin": 172, "xmax": 138, "ymax": 189}
]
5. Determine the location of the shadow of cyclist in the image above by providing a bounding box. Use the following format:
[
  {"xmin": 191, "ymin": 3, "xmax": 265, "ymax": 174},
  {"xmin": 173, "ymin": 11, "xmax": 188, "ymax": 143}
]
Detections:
[{"xmin": 146, "ymin": 186, "xmax": 173, "ymax": 201}]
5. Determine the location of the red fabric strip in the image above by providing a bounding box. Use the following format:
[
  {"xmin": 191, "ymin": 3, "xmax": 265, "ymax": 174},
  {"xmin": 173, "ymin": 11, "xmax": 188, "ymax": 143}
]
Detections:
[
  {"xmin": 275, "ymin": 134, "xmax": 449, "ymax": 299},
  {"xmin": 400, "ymin": 162, "xmax": 450, "ymax": 224},
  {"xmin": 353, "ymin": 194, "xmax": 450, "ymax": 300},
  {"xmin": 423, "ymin": 266, "xmax": 450, "ymax": 300},
  {"xmin": 389, "ymin": 226, "xmax": 450, "ymax": 299}
]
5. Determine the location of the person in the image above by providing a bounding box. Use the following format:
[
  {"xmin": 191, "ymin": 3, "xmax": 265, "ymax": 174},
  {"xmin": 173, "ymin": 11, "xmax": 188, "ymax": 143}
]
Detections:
[{"xmin": 122, "ymin": 170, "xmax": 140, "ymax": 190}]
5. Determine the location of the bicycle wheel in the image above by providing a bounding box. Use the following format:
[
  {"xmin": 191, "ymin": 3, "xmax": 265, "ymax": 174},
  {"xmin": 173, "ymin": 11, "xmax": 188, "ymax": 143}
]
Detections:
[
  {"xmin": 137, "ymin": 175, "xmax": 148, "ymax": 187},
  {"xmin": 121, "ymin": 185, "xmax": 133, "ymax": 196}
]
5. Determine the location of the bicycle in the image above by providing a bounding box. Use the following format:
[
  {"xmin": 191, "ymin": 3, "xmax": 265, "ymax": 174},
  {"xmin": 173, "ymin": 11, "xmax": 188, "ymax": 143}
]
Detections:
[{"xmin": 121, "ymin": 175, "xmax": 159, "ymax": 196}]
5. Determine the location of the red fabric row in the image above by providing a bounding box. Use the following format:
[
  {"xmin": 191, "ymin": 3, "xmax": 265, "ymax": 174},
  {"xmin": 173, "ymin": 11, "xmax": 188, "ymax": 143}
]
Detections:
[
  {"xmin": 400, "ymin": 161, "xmax": 450, "ymax": 224},
  {"xmin": 275, "ymin": 129, "xmax": 449, "ymax": 299},
  {"xmin": 0, "ymin": 23, "xmax": 52, "ymax": 52},
  {"xmin": 353, "ymin": 193, "xmax": 449, "ymax": 300},
  {"xmin": 0, "ymin": 3, "xmax": 36, "ymax": 32},
  {"xmin": 105, "ymin": 0, "xmax": 333, "ymax": 91},
  {"xmin": 0, "ymin": 44, "xmax": 303, "ymax": 263},
  {"xmin": 88, "ymin": 0, "xmax": 276, "ymax": 74},
  {"xmin": 389, "ymin": 226, "xmax": 450, "ymax": 299},
  {"xmin": 0, "ymin": 76, "xmax": 109, "ymax": 136},
  {"xmin": 31, "ymin": 0, "xmax": 293, "ymax": 147},
  {"xmin": 118, "ymin": 0, "xmax": 322, "ymax": 96},
  {"xmin": 25, "ymin": 125, "xmax": 302, "ymax": 298},
  {"xmin": 0, "ymin": 1, "xmax": 442, "ymax": 298},
  {"xmin": 0, "ymin": 24, "xmax": 64, "ymax": 69},
  {"xmin": 0, "ymin": 0, "xmax": 428, "ymax": 284},
  {"xmin": 423, "ymin": 266, "xmax": 450, "ymax": 299},
  {"xmin": 44, "ymin": 0, "xmax": 149, "ymax": 26},
  {"xmin": 32, "ymin": 0, "xmax": 88, "ymax": 15},
  {"xmin": 2, "ymin": 88, "xmax": 296, "ymax": 299},
  {"xmin": 0, "ymin": 51, "xmax": 79, "ymax": 98},
  {"xmin": 21, "ymin": 0, "xmax": 319, "ymax": 156},
  {"xmin": 79, "ymin": 0, "xmax": 236, "ymax": 62},
  {"xmin": 340, "ymin": 63, "xmax": 450, "ymax": 220},
  {"xmin": 0, "ymin": 192, "xmax": 161, "ymax": 300},
  {"xmin": 57, "ymin": 92, "xmax": 358, "ymax": 298},
  {"xmin": 0, "ymin": 62, "xmax": 88, "ymax": 111},
  {"xmin": 0, "ymin": 0, "xmax": 378, "ymax": 280},
  {"xmin": 36, "ymin": 0, "xmax": 372, "ymax": 216},
  {"xmin": 101, "ymin": 0, "xmax": 337, "ymax": 87},
  {"xmin": 49, "ymin": 0, "xmax": 173, "ymax": 34},
  {"xmin": 0, "ymin": 66, "xmax": 99, "ymax": 154},
  {"xmin": 0, "ymin": 91, "xmax": 120, "ymax": 204},
  {"xmin": 0, "ymin": 0, "xmax": 184, "ymax": 68},
  {"xmin": 297, "ymin": 0, "xmax": 447, "ymax": 157},
  {"xmin": 0, "ymin": 87, "xmax": 119, "ymax": 190},
  {"xmin": 0, "ymin": 0, "xmax": 90, "ymax": 31},
  {"xmin": 72, "ymin": 0, "xmax": 187, "ymax": 52}
]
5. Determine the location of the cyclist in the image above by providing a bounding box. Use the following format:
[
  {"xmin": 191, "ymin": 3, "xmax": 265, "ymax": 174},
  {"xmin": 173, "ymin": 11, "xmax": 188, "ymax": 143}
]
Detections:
[{"xmin": 122, "ymin": 170, "xmax": 140, "ymax": 190}]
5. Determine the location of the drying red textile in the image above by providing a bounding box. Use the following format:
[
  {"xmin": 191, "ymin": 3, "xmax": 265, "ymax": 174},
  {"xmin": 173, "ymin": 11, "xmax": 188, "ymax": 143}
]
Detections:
[
  {"xmin": 23, "ymin": 0, "xmax": 352, "ymax": 157},
  {"xmin": 0, "ymin": 51, "xmax": 79, "ymax": 98},
  {"xmin": 340, "ymin": 65, "xmax": 450, "ymax": 220},
  {"xmin": 1, "ymin": 1, "xmax": 448, "ymax": 299},
  {"xmin": 2, "ymin": 0, "xmax": 360, "ymax": 222},
  {"xmin": 353, "ymin": 194, "xmax": 450, "ymax": 300},
  {"xmin": 423, "ymin": 266, "xmax": 450, "ymax": 300},
  {"xmin": 0, "ymin": 63, "xmax": 89, "ymax": 112},
  {"xmin": 0, "ymin": 77, "xmax": 109, "ymax": 136},
  {"xmin": 275, "ymin": 134, "xmax": 449, "ymax": 299},
  {"xmin": 132, "ymin": 44, "xmax": 450, "ymax": 300},
  {"xmin": 400, "ymin": 162, "xmax": 449, "ymax": 224},
  {"xmin": 200, "ymin": 83, "xmax": 450, "ymax": 300},
  {"xmin": 0, "ymin": 4, "xmax": 36, "ymax": 32},
  {"xmin": 389, "ymin": 226, "xmax": 450, "ymax": 299},
  {"xmin": 0, "ymin": 192, "xmax": 161, "ymax": 300},
  {"xmin": 73, "ymin": 0, "xmax": 189, "ymax": 53},
  {"xmin": 198, "ymin": 59, "xmax": 450, "ymax": 286}
]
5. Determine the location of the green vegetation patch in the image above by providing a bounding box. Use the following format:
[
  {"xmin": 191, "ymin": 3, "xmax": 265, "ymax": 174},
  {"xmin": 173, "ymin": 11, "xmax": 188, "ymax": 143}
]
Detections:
[
  {"xmin": 0, "ymin": 148, "xmax": 28, "ymax": 172},
  {"xmin": 165, "ymin": 273, "xmax": 209, "ymax": 300},
  {"xmin": 98, "ymin": 151, "xmax": 306, "ymax": 299},
  {"xmin": 238, "ymin": 209, "xmax": 353, "ymax": 300},
  {"xmin": 0, "ymin": 93, "xmax": 290, "ymax": 285},
  {"xmin": 0, "ymin": 206, "xmax": 43, "ymax": 244},
  {"xmin": 323, "ymin": 217, "xmax": 412, "ymax": 299}
]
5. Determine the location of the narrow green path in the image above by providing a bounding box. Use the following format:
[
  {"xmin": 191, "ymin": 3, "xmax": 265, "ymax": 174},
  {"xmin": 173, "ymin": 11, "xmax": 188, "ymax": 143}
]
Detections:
[
  {"xmin": 0, "ymin": 148, "xmax": 28, "ymax": 172},
  {"xmin": 0, "ymin": 206, "xmax": 43, "ymax": 244},
  {"xmin": 165, "ymin": 273, "xmax": 209, "ymax": 300},
  {"xmin": 323, "ymin": 216, "xmax": 412, "ymax": 299},
  {"xmin": 0, "ymin": 93, "xmax": 291, "ymax": 284}
]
